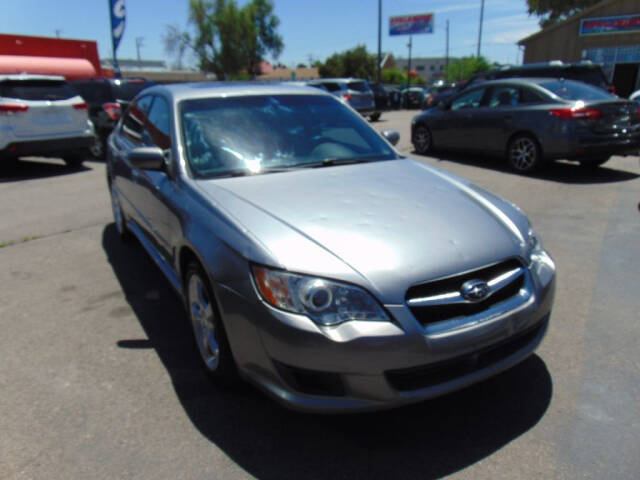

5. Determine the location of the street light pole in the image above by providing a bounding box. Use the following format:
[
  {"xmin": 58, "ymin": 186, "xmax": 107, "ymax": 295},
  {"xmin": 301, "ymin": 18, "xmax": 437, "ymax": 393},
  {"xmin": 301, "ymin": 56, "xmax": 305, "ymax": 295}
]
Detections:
[
  {"xmin": 445, "ymin": 20, "xmax": 449, "ymax": 78},
  {"xmin": 377, "ymin": 0, "xmax": 382, "ymax": 84},
  {"xmin": 477, "ymin": 0, "xmax": 485, "ymax": 58},
  {"xmin": 407, "ymin": 35, "xmax": 412, "ymax": 90}
]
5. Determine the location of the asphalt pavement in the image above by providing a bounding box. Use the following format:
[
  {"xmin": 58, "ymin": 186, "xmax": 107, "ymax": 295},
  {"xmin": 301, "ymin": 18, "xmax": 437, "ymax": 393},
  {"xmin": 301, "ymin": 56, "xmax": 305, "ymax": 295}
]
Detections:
[{"xmin": 1, "ymin": 110, "xmax": 639, "ymax": 479}]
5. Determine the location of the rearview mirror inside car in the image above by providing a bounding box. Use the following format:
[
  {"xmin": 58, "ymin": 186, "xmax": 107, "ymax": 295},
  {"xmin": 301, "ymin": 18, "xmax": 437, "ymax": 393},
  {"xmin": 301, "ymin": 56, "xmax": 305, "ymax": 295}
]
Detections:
[{"xmin": 128, "ymin": 147, "xmax": 165, "ymax": 171}]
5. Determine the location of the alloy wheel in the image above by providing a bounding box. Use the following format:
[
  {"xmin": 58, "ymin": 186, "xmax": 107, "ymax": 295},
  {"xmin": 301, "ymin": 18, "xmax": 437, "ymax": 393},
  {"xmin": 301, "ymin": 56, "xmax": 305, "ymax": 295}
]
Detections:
[
  {"xmin": 188, "ymin": 273, "xmax": 220, "ymax": 372},
  {"xmin": 509, "ymin": 136, "xmax": 538, "ymax": 172},
  {"xmin": 413, "ymin": 126, "xmax": 431, "ymax": 153}
]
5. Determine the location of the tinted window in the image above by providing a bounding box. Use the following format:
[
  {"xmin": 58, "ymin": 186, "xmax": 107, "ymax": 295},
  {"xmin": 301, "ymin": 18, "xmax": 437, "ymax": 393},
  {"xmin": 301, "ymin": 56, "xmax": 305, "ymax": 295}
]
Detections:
[
  {"xmin": 0, "ymin": 80, "xmax": 76, "ymax": 100},
  {"xmin": 122, "ymin": 95, "xmax": 153, "ymax": 142},
  {"xmin": 451, "ymin": 88, "xmax": 485, "ymax": 110},
  {"xmin": 321, "ymin": 83, "xmax": 342, "ymax": 92},
  {"xmin": 488, "ymin": 86, "xmax": 519, "ymax": 107},
  {"xmin": 520, "ymin": 87, "xmax": 546, "ymax": 104},
  {"xmin": 180, "ymin": 94, "xmax": 395, "ymax": 178},
  {"xmin": 539, "ymin": 80, "xmax": 614, "ymax": 101},
  {"xmin": 146, "ymin": 96, "xmax": 171, "ymax": 149},
  {"xmin": 70, "ymin": 81, "xmax": 112, "ymax": 104},
  {"xmin": 347, "ymin": 81, "xmax": 369, "ymax": 92}
]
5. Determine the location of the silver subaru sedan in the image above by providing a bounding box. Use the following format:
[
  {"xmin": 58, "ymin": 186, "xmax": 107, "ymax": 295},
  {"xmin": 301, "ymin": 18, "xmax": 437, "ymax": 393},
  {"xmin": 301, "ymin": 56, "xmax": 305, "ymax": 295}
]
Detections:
[{"xmin": 106, "ymin": 83, "xmax": 555, "ymax": 412}]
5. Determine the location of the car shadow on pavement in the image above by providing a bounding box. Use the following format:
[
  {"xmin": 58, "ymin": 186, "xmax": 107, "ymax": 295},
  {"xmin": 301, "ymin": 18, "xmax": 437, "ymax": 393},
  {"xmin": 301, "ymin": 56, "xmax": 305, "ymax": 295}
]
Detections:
[
  {"xmin": 103, "ymin": 224, "xmax": 553, "ymax": 480},
  {"xmin": 415, "ymin": 150, "xmax": 640, "ymax": 185},
  {"xmin": 0, "ymin": 157, "xmax": 90, "ymax": 182}
]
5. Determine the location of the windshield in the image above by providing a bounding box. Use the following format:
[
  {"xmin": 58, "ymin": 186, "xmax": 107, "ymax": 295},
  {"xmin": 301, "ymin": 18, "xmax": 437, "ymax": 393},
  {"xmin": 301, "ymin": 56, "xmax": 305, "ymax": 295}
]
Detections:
[
  {"xmin": 539, "ymin": 80, "xmax": 614, "ymax": 101},
  {"xmin": 180, "ymin": 94, "xmax": 396, "ymax": 178}
]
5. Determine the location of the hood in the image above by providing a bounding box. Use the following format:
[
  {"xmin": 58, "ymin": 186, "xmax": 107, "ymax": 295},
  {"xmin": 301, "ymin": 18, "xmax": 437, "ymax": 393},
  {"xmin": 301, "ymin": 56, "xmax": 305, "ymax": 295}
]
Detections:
[{"xmin": 195, "ymin": 159, "xmax": 529, "ymax": 303}]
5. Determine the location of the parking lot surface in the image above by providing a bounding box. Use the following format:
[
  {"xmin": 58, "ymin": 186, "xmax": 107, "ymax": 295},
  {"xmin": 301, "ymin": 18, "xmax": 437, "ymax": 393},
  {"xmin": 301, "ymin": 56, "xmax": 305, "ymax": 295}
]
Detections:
[{"xmin": 1, "ymin": 110, "xmax": 639, "ymax": 479}]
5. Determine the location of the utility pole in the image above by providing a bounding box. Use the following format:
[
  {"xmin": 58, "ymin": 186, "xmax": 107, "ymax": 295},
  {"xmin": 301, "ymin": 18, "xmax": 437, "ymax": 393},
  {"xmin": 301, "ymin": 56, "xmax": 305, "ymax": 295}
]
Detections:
[
  {"xmin": 135, "ymin": 36, "xmax": 145, "ymax": 63},
  {"xmin": 55, "ymin": 29, "xmax": 62, "ymax": 39},
  {"xmin": 477, "ymin": 0, "xmax": 485, "ymax": 57},
  {"xmin": 407, "ymin": 35, "xmax": 413, "ymax": 90},
  {"xmin": 445, "ymin": 20, "xmax": 450, "ymax": 78},
  {"xmin": 377, "ymin": 0, "xmax": 382, "ymax": 84}
]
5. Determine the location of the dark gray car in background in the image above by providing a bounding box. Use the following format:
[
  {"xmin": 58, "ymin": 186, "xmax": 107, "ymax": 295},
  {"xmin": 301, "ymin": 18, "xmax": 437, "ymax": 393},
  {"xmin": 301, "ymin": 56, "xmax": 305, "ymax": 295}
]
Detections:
[
  {"xmin": 106, "ymin": 82, "xmax": 555, "ymax": 412},
  {"xmin": 412, "ymin": 78, "xmax": 640, "ymax": 172},
  {"xmin": 307, "ymin": 78, "xmax": 380, "ymax": 120}
]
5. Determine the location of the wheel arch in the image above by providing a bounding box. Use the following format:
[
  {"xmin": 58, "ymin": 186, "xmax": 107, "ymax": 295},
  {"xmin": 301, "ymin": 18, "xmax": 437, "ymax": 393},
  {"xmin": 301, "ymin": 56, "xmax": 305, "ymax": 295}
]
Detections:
[{"xmin": 506, "ymin": 130, "xmax": 544, "ymax": 158}]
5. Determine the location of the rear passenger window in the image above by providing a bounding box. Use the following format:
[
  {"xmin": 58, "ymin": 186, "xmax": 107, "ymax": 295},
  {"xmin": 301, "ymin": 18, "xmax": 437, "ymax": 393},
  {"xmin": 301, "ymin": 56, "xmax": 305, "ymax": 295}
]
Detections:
[
  {"xmin": 520, "ymin": 88, "xmax": 545, "ymax": 104},
  {"xmin": 451, "ymin": 88, "xmax": 485, "ymax": 110},
  {"xmin": 322, "ymin": 83, "xmax": 342, "ymax": 92},
  {"xmin": 488, "ymin": 86, "xmax": 519, "ymax": 108}
]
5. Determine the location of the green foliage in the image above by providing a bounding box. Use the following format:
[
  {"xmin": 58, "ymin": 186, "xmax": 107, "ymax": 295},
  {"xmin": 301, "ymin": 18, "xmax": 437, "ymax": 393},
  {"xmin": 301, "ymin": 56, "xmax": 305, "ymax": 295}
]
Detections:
[
  {"xmin": 185, "ymin": 0, "xmax": 283, "ymax": 78},
  {"xmin": 526, "ymin": 0, "xmax": 600, "ymax": 28},
  {"xmin": 318, "ymin": 45, "xmax": 376, "ymax": 79},
  {"xmin": 444, "ymin": 56, "xmax": 491, "ymax": 82},
  {"xmin": 382, "ymin": 68, "xmax": 406, "ymax": 84}
]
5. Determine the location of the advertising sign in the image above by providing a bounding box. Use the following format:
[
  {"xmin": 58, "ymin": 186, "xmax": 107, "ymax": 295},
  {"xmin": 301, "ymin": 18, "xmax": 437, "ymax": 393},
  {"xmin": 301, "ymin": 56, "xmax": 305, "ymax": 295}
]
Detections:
[
  {"xmin": 580, "ymin": 14, "xmax": 640, "ymax": 36},
  {"xmin": 389, "ymin": 13, "xmax": 434, "ymax": 36},
  {"xmin": 110, "ymin": 0, "xmax": 126, "ymax": 53}
]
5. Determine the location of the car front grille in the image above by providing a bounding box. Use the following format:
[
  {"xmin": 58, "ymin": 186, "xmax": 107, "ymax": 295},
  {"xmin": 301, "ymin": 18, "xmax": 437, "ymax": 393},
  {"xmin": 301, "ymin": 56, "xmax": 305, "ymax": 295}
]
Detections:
[
  {"xmin": 385, "ymin": 317, "xmax": 547, "ymax": 392},
  {"xmin": 406, "ymin": 259, "xmax": 525, "ymax": 327}
]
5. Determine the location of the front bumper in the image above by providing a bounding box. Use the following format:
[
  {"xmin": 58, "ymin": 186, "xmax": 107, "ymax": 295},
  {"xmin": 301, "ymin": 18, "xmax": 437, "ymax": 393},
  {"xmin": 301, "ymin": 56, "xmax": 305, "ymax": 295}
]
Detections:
[{"xmin": 216, "ymin": 253, "xmax": 556, "ymax": 413}]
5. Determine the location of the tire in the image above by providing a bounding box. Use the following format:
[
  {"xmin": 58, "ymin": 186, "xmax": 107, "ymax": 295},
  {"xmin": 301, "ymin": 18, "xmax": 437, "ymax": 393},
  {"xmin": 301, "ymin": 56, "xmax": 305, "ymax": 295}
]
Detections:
[
  {"xmin": 63, "ymin": 152, "xmax": 85, "ymax": 169},
  {"xmin": 184, "ymin": 262, "xmax": 237, "ymax": 382},
  {"xmin": 369, "ymin": 112, "xmax": 381, "ymax": 121},
  {"xmin": 507, "ymin": 134, "xmax": 541, "ymax": 173},
  {"xmin": 89, "ymin": 136, "xmax": 106, "ymax": 159},
  {"xmin": 412, "ymin": 125, "xmax": 432, "ymax": 154},
  {"xmin": 579, "ymin": 156, "xmax": 610, "ymax": 168},
  {"xmin": 109, "ymin": 184, "xmax": 132, "ymax": 242}
]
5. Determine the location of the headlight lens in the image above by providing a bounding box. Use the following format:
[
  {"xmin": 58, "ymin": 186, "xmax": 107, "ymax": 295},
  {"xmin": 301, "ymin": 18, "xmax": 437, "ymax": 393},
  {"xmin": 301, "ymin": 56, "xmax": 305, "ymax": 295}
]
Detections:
[{"xmin": 251, "ymin": 265, "xmax": 390, "ymax": 326}]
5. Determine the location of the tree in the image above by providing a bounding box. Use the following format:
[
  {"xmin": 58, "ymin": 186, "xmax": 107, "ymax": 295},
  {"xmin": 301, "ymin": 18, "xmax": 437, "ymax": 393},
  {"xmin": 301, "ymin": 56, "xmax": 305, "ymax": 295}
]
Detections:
[
  {"xmin": 526, "ymin": 0, "xmax": 600, "ymax": 28},
  {"xmin": 170, "ymin": 0, "xmax": 283, "ymax": 79},
  {"xmin": 318, "ymin": 45, "xmax": 376, "ymax": 79},
  {"xmin": 382, "ymin": 68, "xmax": 406, "ymax": 85},
  {"xmin": 444, "ymin": 56, "xmax": 491, "ymax": 82},
  {"xmin": 162, "ymin": 24, "xmax": 192, "ymax": 70}
]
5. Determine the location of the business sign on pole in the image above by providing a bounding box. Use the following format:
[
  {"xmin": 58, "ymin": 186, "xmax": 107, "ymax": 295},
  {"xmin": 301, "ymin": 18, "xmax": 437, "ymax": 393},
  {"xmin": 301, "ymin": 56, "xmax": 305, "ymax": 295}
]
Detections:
[
  {"xmin": 580, "ymin": 14, "xmax": 640, "ymax": 36},
  {"xmin": 110, "ymin": 0, "xmax": 126, "ymax": 76},
  {"xmin": 389, "ymin": 13, "xmax": 434, "ymax": 36}
]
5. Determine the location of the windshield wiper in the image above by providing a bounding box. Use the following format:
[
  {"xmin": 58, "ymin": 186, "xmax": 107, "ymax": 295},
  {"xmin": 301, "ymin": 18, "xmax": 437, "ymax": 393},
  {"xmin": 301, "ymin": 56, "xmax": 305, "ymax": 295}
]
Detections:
[
  {"xmin": 207, "ymin": 166, "xmax": 293, "ymax": 178},
  {"xmin": 302, "ymin": 156, "xmax": 390, "ymax": 168}
]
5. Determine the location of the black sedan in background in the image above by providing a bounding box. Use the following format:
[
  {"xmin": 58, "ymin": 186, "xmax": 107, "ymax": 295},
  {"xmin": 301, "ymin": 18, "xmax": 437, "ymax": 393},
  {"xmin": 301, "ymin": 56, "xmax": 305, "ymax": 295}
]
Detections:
[{"xmin": 411, "ymin": 78, "xmax": 640, "ymax": 172}]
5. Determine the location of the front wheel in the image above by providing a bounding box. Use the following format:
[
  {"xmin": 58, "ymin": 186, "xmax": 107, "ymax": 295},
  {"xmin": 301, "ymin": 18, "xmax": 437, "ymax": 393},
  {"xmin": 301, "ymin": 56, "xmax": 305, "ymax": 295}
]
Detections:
[
  {"xmin": 412, "ymin": 125, "xmax": 432, "ymax": 154},
  {"xmin": 185, "ymin": 263, "xmax": 237, "ymax": 382},
  {"xmin": 109, "ymin": 184, "xmax": 131, "ymax": 242},
  {"xmin": 507, "ymin": 134, "xmax": 541, "ymax": 173}
]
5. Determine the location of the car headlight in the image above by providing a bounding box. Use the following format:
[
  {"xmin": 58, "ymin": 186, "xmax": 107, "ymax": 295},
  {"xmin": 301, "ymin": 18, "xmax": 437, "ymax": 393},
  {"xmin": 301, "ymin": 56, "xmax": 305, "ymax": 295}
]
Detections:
[{"xmin": 251, "ymin": 265, "xmax": 390, "ymax": 326}]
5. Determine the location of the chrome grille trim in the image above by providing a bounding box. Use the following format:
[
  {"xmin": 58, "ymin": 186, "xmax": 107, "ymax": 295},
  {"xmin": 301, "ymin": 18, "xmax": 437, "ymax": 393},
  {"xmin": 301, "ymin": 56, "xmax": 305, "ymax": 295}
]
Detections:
[{"xmin": 406, "ymin": 267, "xmax": 524, "ymax": 307}]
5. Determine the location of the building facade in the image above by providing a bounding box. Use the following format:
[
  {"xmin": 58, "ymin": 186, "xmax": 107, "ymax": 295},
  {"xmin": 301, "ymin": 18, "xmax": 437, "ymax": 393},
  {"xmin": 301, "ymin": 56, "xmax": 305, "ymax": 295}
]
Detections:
[{"xmin": 519, "ymin": 0, "xmax": 640, "ymax": 96}]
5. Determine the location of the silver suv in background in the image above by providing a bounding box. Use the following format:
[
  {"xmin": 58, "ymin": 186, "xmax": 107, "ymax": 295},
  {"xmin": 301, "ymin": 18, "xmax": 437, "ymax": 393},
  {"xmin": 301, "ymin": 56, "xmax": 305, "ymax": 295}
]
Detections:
[
  {"xmin": 307, "ymin": 78, "xmax": 380, "ymax": 120},
  {"xmin": 0, "ymin": 74, "xmax": 94, "ymax": 168}
]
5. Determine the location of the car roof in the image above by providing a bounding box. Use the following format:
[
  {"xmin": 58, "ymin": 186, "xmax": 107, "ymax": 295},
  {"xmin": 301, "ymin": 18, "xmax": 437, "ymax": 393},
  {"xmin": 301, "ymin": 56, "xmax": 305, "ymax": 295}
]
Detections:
[
  {"xmin": 0, "ymin": 73, "xmax": 66, "ymax": 82},
  {"xmin": 142, "ymin": 82, "xmax": 330, "ymax": 102},
  {"xmin": 307, "ymin": 78, "xmax": 367, "ymax": 83},
  {"xmin": 469, "ymin": 77, "xmax": 583, "ymax": 88}
]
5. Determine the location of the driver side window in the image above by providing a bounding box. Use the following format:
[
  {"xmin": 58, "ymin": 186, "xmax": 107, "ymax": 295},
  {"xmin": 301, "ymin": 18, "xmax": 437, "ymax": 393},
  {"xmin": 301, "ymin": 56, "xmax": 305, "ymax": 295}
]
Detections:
[{"xmin": 451, "ymin": 88, "xmax": 485, "ymax": 111}]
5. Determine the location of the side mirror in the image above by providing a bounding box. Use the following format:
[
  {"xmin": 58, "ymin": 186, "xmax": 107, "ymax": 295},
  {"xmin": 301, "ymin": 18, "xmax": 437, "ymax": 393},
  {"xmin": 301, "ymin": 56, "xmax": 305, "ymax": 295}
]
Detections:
[
  {"xmin": 128, "ymin": 146, "xmax": 165, "ymax": 171},
  {"xmin": 381, "ymin": 129, "xmax": 400, "ymax": 146}
]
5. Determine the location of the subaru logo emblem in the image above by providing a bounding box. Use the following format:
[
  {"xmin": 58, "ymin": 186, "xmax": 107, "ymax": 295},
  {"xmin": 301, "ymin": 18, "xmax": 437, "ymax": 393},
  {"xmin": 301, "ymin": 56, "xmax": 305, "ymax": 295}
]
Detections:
[{"xmin": 461, "ymin": 279, "xmax": 491, "ymax": 301}]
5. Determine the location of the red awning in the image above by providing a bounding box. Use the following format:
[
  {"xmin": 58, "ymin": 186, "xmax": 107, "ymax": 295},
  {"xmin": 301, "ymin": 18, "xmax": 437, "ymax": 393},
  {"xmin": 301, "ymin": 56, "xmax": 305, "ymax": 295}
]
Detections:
[{"xmin": 0, "ymin": 55, "xmax": 97, "ymax": 79}]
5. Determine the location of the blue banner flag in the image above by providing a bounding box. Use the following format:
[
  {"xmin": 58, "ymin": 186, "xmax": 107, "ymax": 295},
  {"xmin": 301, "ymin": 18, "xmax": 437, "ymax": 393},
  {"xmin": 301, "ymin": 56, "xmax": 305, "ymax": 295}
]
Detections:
[{"xmin": 110, "ymin": 0, "xmax": 126, "ymax": 76}]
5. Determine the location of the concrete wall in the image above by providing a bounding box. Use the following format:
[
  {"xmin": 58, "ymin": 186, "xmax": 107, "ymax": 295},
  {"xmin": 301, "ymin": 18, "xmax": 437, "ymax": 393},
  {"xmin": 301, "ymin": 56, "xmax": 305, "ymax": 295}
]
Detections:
[{"xmin": 522, "ymin": 0, "xmax": 640, "ymax": 63}]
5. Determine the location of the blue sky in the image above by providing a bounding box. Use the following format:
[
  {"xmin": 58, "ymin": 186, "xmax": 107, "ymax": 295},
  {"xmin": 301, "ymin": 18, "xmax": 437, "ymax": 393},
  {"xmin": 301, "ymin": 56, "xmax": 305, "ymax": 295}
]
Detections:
[{"xmin": 2, "ymin": 0, "xmax": 541, "ymax": 67}]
